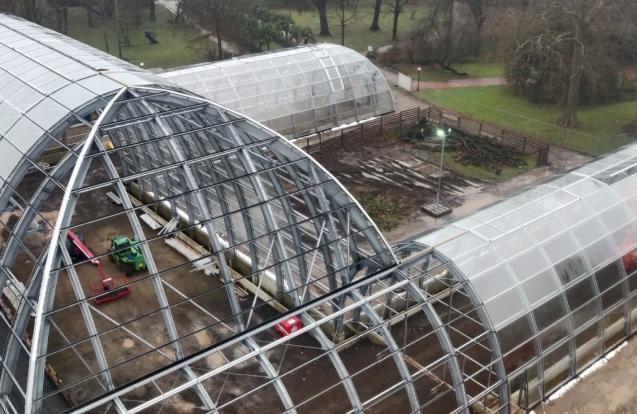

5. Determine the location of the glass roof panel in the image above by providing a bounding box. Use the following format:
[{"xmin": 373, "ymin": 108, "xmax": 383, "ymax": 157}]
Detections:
[{"xmin": 161, "ymin": 44, "xmax": 395, "ymax": 138}]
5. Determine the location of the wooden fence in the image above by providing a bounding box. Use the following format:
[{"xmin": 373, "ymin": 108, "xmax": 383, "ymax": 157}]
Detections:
[{"xmin": 294, "ymin": 106, "xmax": 550, "ymax": 167}]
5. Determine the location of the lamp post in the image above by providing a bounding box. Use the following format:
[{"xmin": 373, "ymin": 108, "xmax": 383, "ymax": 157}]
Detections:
[
  {"xmin": 434, "ymin": 127, "xmax": 450, "ymax": 211},
  {"xmin": 417, "ymin": 66, "xmax": 422, "ymax": 91}
]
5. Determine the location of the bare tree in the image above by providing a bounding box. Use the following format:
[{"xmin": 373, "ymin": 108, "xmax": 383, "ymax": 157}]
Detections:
[
  {"xmin": 311, "ymin": 0, "xmax": 330, "ymax": 36},
  {"xmin": 334, "ymin": 0, "xmax": 359, "ymax": 45},
  {"xmin": 149, "ymin": 0, "xmax": 155, "ymax": 21},
  {"xmin": 383, "ymin": 0, "xmax": 408, "ymax": 41},
  {"xmin": 370, "ymin": 0, "xmax": 382, "ymax": 31},
  {"xmin": 50, "ymin": 0, "xmax": 70, "ymax": 34},
  {"xmin": 402, "ymin": 0, "xmax": 479, "ymax": 75},
  {"xmin": 508, "ymin": 0, "xmax": 627, "ymax": 127},
  {"xmin": 182, "ymin": 0, "xmax": 248, "ymax": 59},
  {"xmin": 461, "ymin": 0, "xmax": 489, "ymax": 33},
  {"xmin": 172, "ymin": 0, "xmax": 184, "ymax": 26},
  {"xmin": 17, "ymin": 0, "xmax": 44, "ymax": 24}
]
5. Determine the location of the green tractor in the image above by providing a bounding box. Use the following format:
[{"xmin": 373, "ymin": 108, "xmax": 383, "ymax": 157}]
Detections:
[{"xmin": 109, "ymin": 235, "xmax": 147, "ymax": 276}]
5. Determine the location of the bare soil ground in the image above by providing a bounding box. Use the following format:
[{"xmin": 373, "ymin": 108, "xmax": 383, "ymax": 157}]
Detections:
[
  {"xmin": 313, "ymin": 133, "xmax": 592, "ymax": 244},
  {"xmin": 537, "ymin": 337, "xmax": 637, "ymax": 414},
  {"xmin": 314, "ymin": 135, "xmax": 483, "ymax": 240}
]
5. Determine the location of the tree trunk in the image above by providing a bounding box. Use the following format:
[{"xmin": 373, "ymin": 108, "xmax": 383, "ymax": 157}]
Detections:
[
  {"xmin": 559, "ymin": 5, "xmax": 587, "ymax": 128},
  {"xmin": 87, "ymin": 0, "xmax": 94, "ymax": 27},
  {"xmin": 559, "ymin": 42, "xmax": 584, "ymax": 127},
  {"xmin": 370, "ymin": 0, "xmax": 381, "ymax": 31},
  {"xmin": 216, "ymin": 25, "xmax": 223, "ymax": 60},
  {"xmin": 173, "ymin": 0, "xmax": 183, "ymax": 26},
  {"xmin": 314, "ymin": 0, "xmax": 330, "ymax": 36},
  {"xmin": 149, "ymin": 0, "xmax": 156, "ymax": 21},
  {"xmin": 56, "ymin": 7, "xmax": 63, "ymax": 32},
  {"xmin": 444, "ymin": 1, "xmax": 454, "ymax": 55},
  {"xmin": 115, "ymin": 0, "xmax": 122, "ymax": 58},
  {"xmin": 340, "ymin": 1, "xmax": 345, "ymax": 45},
  {"xmin": 391, "ymin": 1, "xmax": 400, "ymax": 41},
  {"xmin": 100, "ymin": 0, "xmax": 110, "ymax": 52},
  {"xmin": 63, "ymin": 6, "xmax": 68, "ymax": 33}
]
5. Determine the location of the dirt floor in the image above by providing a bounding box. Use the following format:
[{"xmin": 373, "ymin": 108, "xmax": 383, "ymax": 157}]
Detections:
[
  {"xmin": 313, "ymin": 133, "xmax": 591, "ymax": 244},
  {"xmin": 536, "ymin": 337, "xmax": 637, "ymax": 414},
  {"xmin": 4, "ymin": 172, "xmax": 466, "ymax": 413}
]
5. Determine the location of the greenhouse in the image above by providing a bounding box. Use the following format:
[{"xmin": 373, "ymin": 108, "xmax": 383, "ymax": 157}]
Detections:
[
  {"xmin": 417, "ymin": 145, "xmax": 637, "ymax": 409},
  {"xmin": 0, "ymin": 12, "xmax": 636, "ymax": 414},
  {"xmin": 161, "ymin": 44, "xmax": 395, "ymax": 138}
]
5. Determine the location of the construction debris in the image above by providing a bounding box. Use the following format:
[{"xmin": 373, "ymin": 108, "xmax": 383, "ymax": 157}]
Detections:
[
  {"xmin": 452, "ymin": 134, "xmax": 528, "ymax": 173},
  {"xmin": 165, "ymin": 237, "xmax": 219, "ymax": 276},
  {"xmin": 106, "ymin": 191, "xmax": 123, "ymax": 205},
  {"xmin": 140, "ymin": 213, "xmax": 162, "ymax": 231},
  {"xmin": 159, "ymin": 216, "xmax": 180, "ymax": 235}
]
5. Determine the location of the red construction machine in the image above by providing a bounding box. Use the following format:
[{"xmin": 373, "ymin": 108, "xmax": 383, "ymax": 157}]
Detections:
[
  {"xmin": 274, "ymin": 316, "xmax": 303, "ymax": 336},
  {"xmin": 66, "ymin": 230, "xmax": 132, "ymax": 305}
]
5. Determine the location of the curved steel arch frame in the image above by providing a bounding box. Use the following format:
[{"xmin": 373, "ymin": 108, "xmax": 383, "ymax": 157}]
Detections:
[
  {"xmin": 416, "ymin": 142, "xmax": 637, "ymax": 410},
  {"xmin": 0, "ymin": 85, "xmax": 400, "ymax": 413},
  {"xmin": 432, "ymin": 249, "xmax": 510, "ymax": 412},
  {"xmin": 161, "ymin": 44, "xmax": 395, "ymax": 139},
  {"xmin": 65, "ymin": 252, "xmax": 506, "ymax": 414}
]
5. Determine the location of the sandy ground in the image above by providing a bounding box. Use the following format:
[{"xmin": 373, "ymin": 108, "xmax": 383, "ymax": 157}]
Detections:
[{"xmin": 537, "ymin": 337, "xmax": 637, "ymax": 414}]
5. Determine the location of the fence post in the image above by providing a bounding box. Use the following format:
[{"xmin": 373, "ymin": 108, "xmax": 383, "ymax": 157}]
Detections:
[
  {"xmin": 457, "ymin": 116, "xmax": 461, "ymax": 129},
  {"xmin": 399, "ymin": 111, "xmax": 403, "ymax": 135},
  {"xmin": 522, "ymin": 137, "xmax": 527, "ymax": 153}
]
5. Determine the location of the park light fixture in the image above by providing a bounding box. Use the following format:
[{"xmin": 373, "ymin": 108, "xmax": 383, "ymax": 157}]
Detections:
[
  {"xmin": 417, "ymin": 66, "xmax": 422, "ymax": 91},
  {"xmin": 436, "ymin": 127, "xmax": 450, "ymax": 139},
  {"xmin": 434, "ymin": 126, "xmax": 451, "ymax": 215},
  {"xmin": 421, "ymin": 125, "xmax": 453, "ymax": 217}
]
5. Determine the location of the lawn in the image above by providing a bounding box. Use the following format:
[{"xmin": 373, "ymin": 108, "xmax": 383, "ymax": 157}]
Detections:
[
  {"xmin": 417, "ymin": 149, "xmax": 536, "ymax": 182},
  {"xmin": 273, "ymin": 1, "xmax": 428, "ymax": 52},
  {"xmin": 65, "ymin": 6, "xmax": 210, "ymax": 69},
  {"xmin": 354, "ymin": 193, "xmax": 406, "ymax": 231},
  {"xmin": 393, "ymin": 62, "xmax": 504, "ymax": 82},
  {"xmin": 418, "ymin": 86, "xmax": 637, "ymax": 154}
]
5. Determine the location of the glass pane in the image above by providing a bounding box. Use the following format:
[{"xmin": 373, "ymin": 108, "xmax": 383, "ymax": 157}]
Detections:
[{"xmin": 554, "ymin": 254, "xmax": 589, "ymax": 285}]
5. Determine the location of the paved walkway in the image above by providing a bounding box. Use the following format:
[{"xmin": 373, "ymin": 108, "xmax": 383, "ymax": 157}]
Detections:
[
  {"xmin": 156, "ymin": 0, "xmax": 241, "ymax": 58},
  {"xmin": 418, "ymin": 77, "xmax": 506, "ymax": 89}
]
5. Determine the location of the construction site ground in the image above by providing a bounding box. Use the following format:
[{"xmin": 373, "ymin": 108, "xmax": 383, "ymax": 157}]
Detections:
[
  {"xmin": 2, "ymin": 101, "xmax": 597, "ymax": 413},
  {"xmin": 5, "ymin": 172, "xmax": 468, "ymax": 413},
  {"xmin": 536, "ymin": 336, "xmax": 637, "ymax": 414},
  {"xmin": 313, "ymin": 132, "xmax": 591, "ymax": 244}
]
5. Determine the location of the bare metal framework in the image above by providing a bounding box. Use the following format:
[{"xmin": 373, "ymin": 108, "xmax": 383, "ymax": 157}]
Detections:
[
  {"xmin": 161, "ymin": 44, "xmax": 395, "ymax": 139},
  {"xmin": 0, "ymin": 13, "xmax": 513, "ymax": 414},
  {"xmin": 3, "ymin": 11, "xmax": 637, "ymax": 414}
]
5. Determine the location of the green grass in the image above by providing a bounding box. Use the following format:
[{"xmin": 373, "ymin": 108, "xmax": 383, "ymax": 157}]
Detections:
[
  {"xmin": 66, "ymin": 6, "xmax": 210, "ymax": 69},
  {"xmin": 417, "ymin": 86, "xmax": 637, "ymax": 154},
  {"xmin": 393, "ymin": 62, "xmax": 504, "ymax": 82},
  {"xmin": 418, "ymin": 149, "xmax": 536, "ymax": 182},
  {"xmin": 274, "ymin": 1, "xmax": 428, "ymax": 52},
  {"xmin": 355, "ymin": 193, "xmax": 406, "ymax": 231}
]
